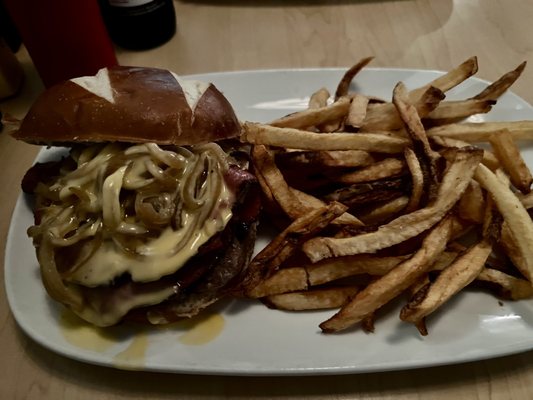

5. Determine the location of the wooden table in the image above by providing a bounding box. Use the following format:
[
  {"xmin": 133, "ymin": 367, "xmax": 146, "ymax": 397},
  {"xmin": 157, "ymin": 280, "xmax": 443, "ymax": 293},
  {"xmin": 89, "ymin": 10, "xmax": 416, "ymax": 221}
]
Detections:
[{"xmin": 2, "ymin": 1, "xmax": 533, "ymax": 398}]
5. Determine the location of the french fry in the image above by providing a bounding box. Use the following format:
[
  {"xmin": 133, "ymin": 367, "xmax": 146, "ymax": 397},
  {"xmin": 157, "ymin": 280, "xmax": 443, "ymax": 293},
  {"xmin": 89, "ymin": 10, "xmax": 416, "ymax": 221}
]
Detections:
[
  {"xmin": 252, "ymin": 145, "xmax": 311, "ymax": 220},
  {"xmin": 519, "ymin": 192, "xmax": 533, "ymax": 209},
  {"xmin": 247, "ymin": 268, "xmax": 308, "ymax": 298},
  {"xmin": 269, "ymin": 96, "xmax": 351, "ymax": 129},
  {"xmin": 473, "ymin": 61, "xmax": 527, "ymax": 101},
  {"xmin": 393, "ymin": 81, "xmax": 441, "ymax": 201},
  {"xmin": 408, "ymin": 56, "xmax": 478, "ymax": 102},
  {"xmin": 325, "ymin": 178, "xmax": 407, "ymax": 209},
  {"xmin": 477, "ymin": 268, "xmax": 533, "ymax": 300},
  {"xmin": 264, "ymin": 287, "xmax": 359, "ymax": 311},
  {"xmin": 333, "ymin": 158, "xmax": 405, "ymax": 184},
  {"xmin": 243, "ymin": 202, "xmax": 348, "ymax": 293},
  {"xmin": 319, "ymin": 217, "xmax": 453, "ymax": 332},
  {"xmin": 458, "ymin": 180, "xmax": 485, "ymax": 223},
  {"xmin": 303, "ymin": 147, "xmax": 482, "ymax": 262},
  {"xmin": 425, "ymin": 99, "xmax": 495, "ymax": 122},
  {"xmin": 427, "ymin": 121, "xmax": 533, "ymax": 142},
  {"xmin": 500, "ymin": 223, "xmax": 530, "ymax": 283},
  {"xmin": 306, "ymin": 255, "xmax": 409, "ymax": 285},
  {"xmin": 357, "ymin": 196, "xmax": 409, "ymax": 224},
  {"xmin": 431, "ymin": 135, "xmax": 500, "ymax": 170},
  {"xmin": 289, "ymin": 188, "xmax": 364, "ymax": 226},
  {"xmin": 400, "ymin": 239, "xmax": 493, "ymax": 333},
  {"xmin": 361, "ymin": 313, "xmax": 376, "ymax": 333},
  {"xmin": 489, "ymin": 129, "xmax": 532, "ymax": 193},
  {"xmin": 276, "ymin": 149, "xmax": 375, "ymax": 168},
  {"xmin": 304, "ymin": 251, "xmax": 459, "ymax": 288},
  {"xmin": 242, "ymin": 122, "xmax": 409, "ymax": 153},
  {"xmin": 474, "ymin": 164, "xmax": 533, "ymax": 282},
  {"xmin": 308, "ymin": 87, "xmax": 330, "ymax": 109},
  {"xmin": 404, "ymin": 148, "xmax": 424, "ymax": 213},
  {"xmin": 345, "ymin": 94, "xmax": 369, "ymax": 129},
  {"xmin": 360, "ymin": 86, "xmax": 444, "ymax": 132},
  {"xmin": 431, "ymin": 250, "xmax": 461, "ymax": 272},
  {"xmin": 334, "ymin": 56, "xmax": 374, "ymax": 100}
]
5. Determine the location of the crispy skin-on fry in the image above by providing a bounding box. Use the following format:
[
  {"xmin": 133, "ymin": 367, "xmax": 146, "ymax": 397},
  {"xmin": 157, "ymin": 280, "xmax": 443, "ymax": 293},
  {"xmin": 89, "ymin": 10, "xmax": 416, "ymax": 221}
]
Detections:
[
  {"xmin": 500, "ymin": 223, "xmax": 530, "ymax": 283},
  {"xmin": 242, "ymin": 122, "xmax": 408, "ymax": 153},
  {"xmin": 393, "ymin": 81, "xmax": 441, "ymax": 201},
  {"xmin": 252, "ymin": 145, "xmax": 315, "ymax": 220},
  {"xmin": 427, "ymin": 121, "xmax": 533, "ymax": 142},
  {"xmin": 360, "ymin": 86, "xmax": 444, "ymax": 132},
  {"xmin": 458, "ymin": 180, "xmax": 485, "ymax": 223},
  {"xmin": 333, "ymin": 158, "xmax": 405, "ymax": 184},
  {"xmin": 319, "ymin": 217, "xmax": 453, "ymax": 333},
  {"xmin": 247, "ymin": 268, "xmax": 308, "ymax": 298},
  {"xmin": 326, "ymin": 178, "xmax": 406, "ymax": 199},
  {"xmin": 304, "ymin": 251, "xmax": 457, "ymax": 287},
  {"xmin": 264, "ymin": 287, "xmax": 359, "ymax": 311},
  {"xmin": 408, "ymin": 56, "xmax": 478, "ymax": 102},
  {"xmin": 335, "ymin": 56, "xmax": 374, "ymax": 100},
  {"xmin": 243, "ymin": 202, "xmax": 348, "ymax": 293},
  {"xmin": 431, "ymin": 136, "xmax": 500, "ymax": 170},
  {"xmin": 519, "ymin": 192, "xmax": 533, "ymax": 209},
  {"xmin": 357, "ymin": 196, "xmax": 409, "ymax": 224},
  {"xmin": 474, "ymin": 164, "xmax": 533, "ymax": 282},
  {"xmin": 303, "ymin": 146, "xmax": 482, "ymax": 262},
  {"xmin": 346, "ymin": 94, "xmax": 369, "ymax": 129},
  {"xmin": 426, "ymin": 99, "xmax": 495, "ymax": 121},
  {"xmin": 400, "ymin": 239, "xmax": 493, "ymax": 332},
  {"xmin": 431, "ymin": 250, "xmax": 460, "ymax": 272},
  {"xmin": 269, "ymin": 96, "xmax": 351, "ymax": 130},
  {"xmin": 489, "ymin": 130, "xmax": 532, "ymax": 194},
  {"xmin": 477, "ymin": 268, "xmax": 533, "ymax": 300},
  {"xmin": 404, "ymin": 148, "xmax": 424, "ymax": 213},
  {"xmin": 308, "ymin": 87, "xmax": 330, "ymax": 109},
  {"xmin": 306, "ymin": 255, "xmax": 408, "ymax": 285},
  {"xmin": 361, "ymin": 312, "xmax": 376, "ymax": 333},
  {"xmin": 325, "ymin": 178, "xmax": 407, "ymax": 210},
  {"xmin": 473, "ymin": 61, "xmax": 527, "ymax": 101},
  {"xmin": 276, "ymin": 149, "xmax": 375, "ymax": 168},
  {"xmin": 289, "ymin": 188, "xmax": 364, "ymax": 226}
]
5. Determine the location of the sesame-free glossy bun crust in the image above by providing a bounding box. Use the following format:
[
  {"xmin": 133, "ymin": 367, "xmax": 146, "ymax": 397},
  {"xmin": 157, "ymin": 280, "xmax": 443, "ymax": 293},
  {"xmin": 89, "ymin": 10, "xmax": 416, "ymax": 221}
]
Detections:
[{"xmin": 12, "ymin": 66, "xmax": 241, "ymax": 145}]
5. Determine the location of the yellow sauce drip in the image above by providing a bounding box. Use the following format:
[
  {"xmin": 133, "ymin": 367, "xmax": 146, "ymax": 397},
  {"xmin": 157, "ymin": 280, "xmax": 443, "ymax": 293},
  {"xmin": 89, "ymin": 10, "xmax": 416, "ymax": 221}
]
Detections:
[
  {"xmin": 177, "ymin": 313, "xmax": 225, "ymax": 345},
  {"xmin": 113, "ymin": 331, "xmax": 148, "ymax": 370},
  {"xmin": 58, "ymin": 309, "xmax": 117, "ymax": 352}
]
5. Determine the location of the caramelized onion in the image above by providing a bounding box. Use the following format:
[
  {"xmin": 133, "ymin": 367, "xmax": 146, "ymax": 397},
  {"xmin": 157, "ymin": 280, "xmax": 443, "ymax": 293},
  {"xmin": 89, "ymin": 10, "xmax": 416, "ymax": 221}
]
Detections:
[
  {"xmin": 135, "ymin": 192, "xmax": 176, "ymax": 228},
  {"xmin": 38, "ymin": 233, "xmax": 83, "ymax": 310}
]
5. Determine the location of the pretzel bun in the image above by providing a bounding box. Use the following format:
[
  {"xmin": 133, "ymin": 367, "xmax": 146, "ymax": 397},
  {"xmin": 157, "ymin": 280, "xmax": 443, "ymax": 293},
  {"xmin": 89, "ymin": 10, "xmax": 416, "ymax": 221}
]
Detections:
[{"xmin": 12, "ymin": 66, "xmax": 241, "ymax": 145}]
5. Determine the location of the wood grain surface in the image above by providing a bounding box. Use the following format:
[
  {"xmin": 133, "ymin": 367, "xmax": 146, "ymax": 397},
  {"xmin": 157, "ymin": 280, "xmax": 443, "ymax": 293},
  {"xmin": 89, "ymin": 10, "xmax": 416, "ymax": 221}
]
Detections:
[{"xmin": 1, "ymin": 1, "xmax": 533, "ymax": 399}]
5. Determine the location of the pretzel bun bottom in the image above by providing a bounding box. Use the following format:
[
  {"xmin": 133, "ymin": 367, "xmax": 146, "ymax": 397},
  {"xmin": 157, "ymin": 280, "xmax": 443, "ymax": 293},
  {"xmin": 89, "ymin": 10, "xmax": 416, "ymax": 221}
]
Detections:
[{"xmin": 13, "ymin": 66, "xmax": 241, "ymax": 145}]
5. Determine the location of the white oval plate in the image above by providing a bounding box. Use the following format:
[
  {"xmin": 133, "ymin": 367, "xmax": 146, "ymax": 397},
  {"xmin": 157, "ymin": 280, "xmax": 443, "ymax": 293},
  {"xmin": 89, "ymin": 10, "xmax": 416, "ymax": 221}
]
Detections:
[{"xmin": 5, "ymin": 68, "xmax": 533, "ymax": 376}]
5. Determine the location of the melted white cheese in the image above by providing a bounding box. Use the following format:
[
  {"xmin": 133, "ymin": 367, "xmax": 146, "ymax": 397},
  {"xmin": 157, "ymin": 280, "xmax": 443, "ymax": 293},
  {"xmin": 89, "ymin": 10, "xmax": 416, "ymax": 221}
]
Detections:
[
  {"xmin": 68, "ymin": 182, "xmax": 233, "ymax": 286},
  {"xmin": 71, "ymin": 68, "xmax": 115, "ymax": 104}
]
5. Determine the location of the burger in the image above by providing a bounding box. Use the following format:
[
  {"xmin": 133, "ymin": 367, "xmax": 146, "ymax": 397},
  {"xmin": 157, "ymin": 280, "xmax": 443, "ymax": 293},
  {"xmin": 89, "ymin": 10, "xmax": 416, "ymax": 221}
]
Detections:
[{"xmin": 12, "ymin": 66, "xmax": 261, "ymax": 327}]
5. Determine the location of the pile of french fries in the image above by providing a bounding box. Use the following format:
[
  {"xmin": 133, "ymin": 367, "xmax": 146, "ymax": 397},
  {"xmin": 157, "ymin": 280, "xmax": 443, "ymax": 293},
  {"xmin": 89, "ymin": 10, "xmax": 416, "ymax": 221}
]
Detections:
[{"xmin": 240, "ymin": 56, "xmax": 533, "ymax": 336}]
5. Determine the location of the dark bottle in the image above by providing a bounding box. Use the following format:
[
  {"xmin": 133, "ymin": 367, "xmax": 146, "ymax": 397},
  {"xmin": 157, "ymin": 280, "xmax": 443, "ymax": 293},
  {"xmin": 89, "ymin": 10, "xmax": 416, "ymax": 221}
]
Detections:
[{"xmin": 99, "ymin": 0, "xmax": 176, "ymax": 50}]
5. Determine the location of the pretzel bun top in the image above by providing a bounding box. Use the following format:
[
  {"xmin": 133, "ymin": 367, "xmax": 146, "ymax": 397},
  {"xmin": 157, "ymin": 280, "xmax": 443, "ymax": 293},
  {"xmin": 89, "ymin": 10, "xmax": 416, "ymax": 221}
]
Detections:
[{"xmin": 12, "ymin": 66, "xmax": 241, "ymax": 145}]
